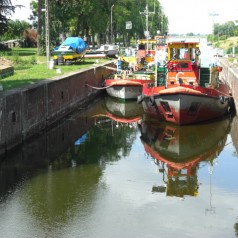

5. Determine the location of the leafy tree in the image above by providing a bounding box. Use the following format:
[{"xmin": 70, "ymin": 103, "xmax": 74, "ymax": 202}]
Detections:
[
  {"xmin": 0, "ymin": 0, "xmax": 17, "ymax": 34},
  {"xmin": 42, "ymin": 0, "xmax": 167, "ymax": 45},
  {"xmin": 212, "ymin": 21, "xmax": 237, "ymax": 41},
  {"xmin": 23, "ymin": 28, "xmax": 37, "ymax": 47},
  {"xmin": 1, "ymin": 20, "xmax": 31, "ymax": 40},
  {"xmin": 15, "ymin": 0, "xmax": 168, "ymax": 54}
]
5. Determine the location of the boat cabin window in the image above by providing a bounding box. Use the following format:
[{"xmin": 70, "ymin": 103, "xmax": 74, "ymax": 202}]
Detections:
[
  {"xmin": 170, "ymin": 48, "xmax": 189, "ymax": 60},
  {"xmin": 177, "ymin": 62, "xmax": 189, "ymax": 68},
  {"xmin": 170, "ymin": 48, "xmax": 177, "ymax": 59},
  {"xmin": 169, "ymin": 45, "xmax": 199, "ymax": 61},
  {"xmin": 138, "ymin": 43, "xmax": 145, "ymax": 50},
  {"xmin": 104, "ymin": 45, "xmax": 109, "ymax": 50},
  {"xmin": 178, "ymin": 48, "xmax": 189, "ymax": 60},
  {"xmin": 156, "ymin": 38, "xmax": 166, "ymax": 46},
  {"xmin": 190, "ymin": 48, "xmax": 196, "ymax": 60}
]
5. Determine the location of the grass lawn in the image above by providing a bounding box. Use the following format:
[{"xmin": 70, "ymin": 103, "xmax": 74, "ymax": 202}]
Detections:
[{"xmin": 0, "ymin": 48, "xmax": 111, "ymax": 91}]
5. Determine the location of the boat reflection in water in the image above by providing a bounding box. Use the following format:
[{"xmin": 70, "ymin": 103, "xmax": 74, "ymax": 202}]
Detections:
[
  {"xmin": 92, "ymin": 96, "xmax": 144, "ymax": 127},
  {"xmin": 138, "ymin": 117, "xmax": 231, "ymax": 197},
  {"xmin": 104, "ymin": 96, "xmax": 143, "ymax": 122}
]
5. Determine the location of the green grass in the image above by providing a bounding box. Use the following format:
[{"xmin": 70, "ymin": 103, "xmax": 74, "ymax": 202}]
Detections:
[{"xmin": 0, "ymin": 48, "xmax": 111, "ymax": 91}]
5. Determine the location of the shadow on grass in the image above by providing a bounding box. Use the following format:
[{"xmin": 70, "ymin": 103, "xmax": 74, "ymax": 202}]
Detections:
[
  {"xmin": 1, "ymin": 48, "xmax": 37, "ymax": 57},
  {"xmin": 74, "ymin": 61, "xmax": 95, "ymax": 65},
  {"xmin": 2, "ymin": 78, "xmax": 48, "ymax": 91},
  {"xmin": 17, "ymin": 51, "xmax": 36, "ymax": 57},
  {"xmin": 14, "ymin": 65, "xmax": 33, "ymax": 70}
]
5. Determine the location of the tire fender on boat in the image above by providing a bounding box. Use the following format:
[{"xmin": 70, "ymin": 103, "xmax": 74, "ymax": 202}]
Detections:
[
  {"xmin": 137, "ymin": 94, "xmax": 145, "ymax": 104},
  {"xmin": 149, "ymin": 96, "xmax": 156, "ymax": 105},
  {"xmin": 219, "ymin": 95, "xmax": 227, "ymax": 104}
]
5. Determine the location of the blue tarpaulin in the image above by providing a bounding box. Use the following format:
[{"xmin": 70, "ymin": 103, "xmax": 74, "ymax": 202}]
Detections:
[{"xmin": 57, "ymin": 37, "xmax": 88, "ymax": 54}]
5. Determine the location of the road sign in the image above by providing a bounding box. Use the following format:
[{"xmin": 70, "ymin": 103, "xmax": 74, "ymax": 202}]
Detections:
[{"xmin": 126, "ymin": 21, "xmax": 132, "ymax": 29}]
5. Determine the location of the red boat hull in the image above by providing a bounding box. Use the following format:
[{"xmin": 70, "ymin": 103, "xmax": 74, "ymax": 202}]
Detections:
[{"xmin": 139, "ymin": 84, "xmax": 229, "ymax": 125}]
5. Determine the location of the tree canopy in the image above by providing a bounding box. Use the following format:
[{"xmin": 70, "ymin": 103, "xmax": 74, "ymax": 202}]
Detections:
[
  {"xmin": 37, "ymin": 0, "xmax": 168, "ymax": 49},
  {"xmin": 1, "ymin": 0, "xmax": 169, "ymax": 54},
  {"xmin": 0, "ymin": 0, "xmax": 15, "ymax": 34}
]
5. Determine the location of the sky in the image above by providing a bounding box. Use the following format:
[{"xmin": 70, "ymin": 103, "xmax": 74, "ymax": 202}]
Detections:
[
  {"xmin": 10, "ymin": 0, "xmax": 238, "ymax": 35},
  {"xmin": 11, "ymin": 0, "xmax": 32, "ymax": 22},
  {"xmin": 158, "ymin": 0, "xmax": 238, "ymax": 34}
]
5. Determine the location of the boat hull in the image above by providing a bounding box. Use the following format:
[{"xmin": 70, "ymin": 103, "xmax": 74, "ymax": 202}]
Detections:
[
  {"xmin": 85, "ymin": 53, "xmax": 106, "ymax": 58},
  {"xmin": 53, "ymin": 50, "xmax": 86, "ymax": 61},
  {"xmin": 105, "ymin": 96, "xmax": 143, "ymax": 118},
  {"xmin": 105, "ymin": 79, "xmax": 154, "ymax": 100},
  {"xmin": 95, "ymin": 44, "xmax": 119, "ymax": 57},
  {"xmin": 106, "ymin": 83, "xmax": 143, "ymax": 100},
  {"xmin": 140, "ymin": 85, "xmax": 229, "ymax": 125}
]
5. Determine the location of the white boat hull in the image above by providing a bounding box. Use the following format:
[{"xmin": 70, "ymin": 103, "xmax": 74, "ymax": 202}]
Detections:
[{"xmin": 106, "ymin": 85, "xmax": 142, "ymax": 100}]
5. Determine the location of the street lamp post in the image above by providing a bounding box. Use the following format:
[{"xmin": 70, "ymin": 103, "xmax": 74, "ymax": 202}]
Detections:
[{"xmin": 111, "ymin": 4, "xmax": 114, "ymax": 44}]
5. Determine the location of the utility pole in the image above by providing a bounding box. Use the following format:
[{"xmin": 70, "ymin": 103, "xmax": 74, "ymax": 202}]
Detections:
[
  {"xmin": 45, "ymin": 0, "xmax": 50, "ymax": 68},
  {"xmin": 140, "ymin": 1, "xmax": 155, "ymax": 52}
]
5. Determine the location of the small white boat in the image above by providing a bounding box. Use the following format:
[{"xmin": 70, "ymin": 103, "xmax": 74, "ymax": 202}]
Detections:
[
  {"xmin": 96, "ymin": 44, "xmax": 119, "ymax": 57},
  {"xmin": 104, "ymin": 71, "xmax": 155, "ymax": 100}
]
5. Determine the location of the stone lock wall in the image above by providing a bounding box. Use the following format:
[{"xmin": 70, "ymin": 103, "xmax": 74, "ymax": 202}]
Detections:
[
  {"xmin": 219, "ymin": 59, "xmax": 238, "ymax": 113},
  {"xmin": 0, "ymin": 62, "xmax": 113, "ymax": 155}
]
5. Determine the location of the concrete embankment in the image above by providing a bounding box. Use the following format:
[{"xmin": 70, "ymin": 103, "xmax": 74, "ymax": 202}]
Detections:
[
  {"xmin": 219, "ymin": 58, "xmax": 238, "ymax": 113},
  {"xmin": 220, "ymin": 58, "xmax": 238, "ymax": 155},
  {"xmin": 0, "ymin": 61, "xmax": 114, "ymax": 155}
]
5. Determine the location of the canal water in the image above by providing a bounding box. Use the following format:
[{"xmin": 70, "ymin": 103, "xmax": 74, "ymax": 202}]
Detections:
[{"xmin": 0, "ymin": 95, "xmax": 238, "ymax": 238}]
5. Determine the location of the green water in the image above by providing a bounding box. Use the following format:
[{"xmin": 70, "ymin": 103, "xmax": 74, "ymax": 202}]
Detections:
[{"xmin": 0, "ymin": 96, "xmax": 238, "ymax": 238}]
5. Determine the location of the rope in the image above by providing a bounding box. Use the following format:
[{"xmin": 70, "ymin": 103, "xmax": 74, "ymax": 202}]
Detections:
[
  {"xmin": 85, "ymin": 84, "xmax": 113, "ymax": 90},
  {"xmin": 214, "ymin": 89, "xmax": 233, "ymax": 98}
]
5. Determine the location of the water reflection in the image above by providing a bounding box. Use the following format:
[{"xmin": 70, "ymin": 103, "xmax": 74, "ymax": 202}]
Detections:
[
  {"xmin": 138, "ymin": 117, "xmax": 231, "ymax": 197},
  {"xmin": 0, "ymin": 97, "xmax": 143, "ymax": 201},
  {"xmin": 90, "ymin": 96, "xmax": 143, "ymax": 130},
  {"xmin": 104, "ymin": 96, "xmax": 143, "ymax": 122},
  {"xmin": 1, "ymin": 96, "xmax": 238, "ymax": 237}
]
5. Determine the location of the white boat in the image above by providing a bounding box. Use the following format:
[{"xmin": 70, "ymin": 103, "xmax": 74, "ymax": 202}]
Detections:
[
  {"xmin": 104, "ymin": 70, "xmax": 155, "ymax": 100},
  {"xmin": 95, "ymin": 44, "xmax": 119, "ymax": 57}
]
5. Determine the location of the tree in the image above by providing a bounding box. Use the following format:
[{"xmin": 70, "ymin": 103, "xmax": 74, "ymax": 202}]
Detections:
[
  {"xmin": 23, "ymin": 28, "xmax": 37, "ymax": 47},
  {"xmin": 2, "ymin": 20, "xmax": 31, "ymax": 40},
  {"xmin": 0, "ymin": 0, "xmax": 17, "ymax": 34},
  {"xmin": 33, "ymin": 0, "xmax": 168, "ymax": 54}
]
